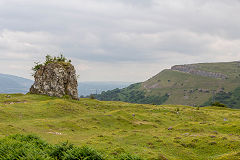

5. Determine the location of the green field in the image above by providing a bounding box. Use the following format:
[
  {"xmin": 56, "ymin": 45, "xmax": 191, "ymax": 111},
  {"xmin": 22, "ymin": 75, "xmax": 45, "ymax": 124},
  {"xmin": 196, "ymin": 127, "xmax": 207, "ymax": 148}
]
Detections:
[{"xmin": 0, "ymin": 94, "xmax": 239, "ymax": 159}]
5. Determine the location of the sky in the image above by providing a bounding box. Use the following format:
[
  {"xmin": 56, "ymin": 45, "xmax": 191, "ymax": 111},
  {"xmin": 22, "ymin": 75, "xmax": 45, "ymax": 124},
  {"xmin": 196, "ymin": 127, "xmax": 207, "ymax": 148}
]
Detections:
[{"xmin": 0, "ymin": 0, "xmax": 240, "ymax": 82}]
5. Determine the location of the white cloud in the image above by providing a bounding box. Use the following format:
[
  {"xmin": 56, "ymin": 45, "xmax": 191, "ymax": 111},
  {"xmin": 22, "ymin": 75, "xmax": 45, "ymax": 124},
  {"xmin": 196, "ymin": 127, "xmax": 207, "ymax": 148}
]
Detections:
[
  {"xmin": 0, "ymin": 0, "xmax": 240, "ymax": 81},
  {"xmin": 0, "ymin": 30, "xmax": 60, "ymax": 58}
]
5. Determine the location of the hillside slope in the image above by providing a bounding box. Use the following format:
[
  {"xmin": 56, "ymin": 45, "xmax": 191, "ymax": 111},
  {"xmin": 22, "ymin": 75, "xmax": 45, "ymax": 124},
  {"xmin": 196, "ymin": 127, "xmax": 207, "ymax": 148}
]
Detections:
[
  {"xmin": 0, "ymin": 73, "xmax": 33, "ymax": 93},
  {"xmin": 0, "ymin": 94, "xmax": 239, "ymax": 159},
  {"xmin": 95, "ymin": 61, "xmax": 240, "ymax": 108}
]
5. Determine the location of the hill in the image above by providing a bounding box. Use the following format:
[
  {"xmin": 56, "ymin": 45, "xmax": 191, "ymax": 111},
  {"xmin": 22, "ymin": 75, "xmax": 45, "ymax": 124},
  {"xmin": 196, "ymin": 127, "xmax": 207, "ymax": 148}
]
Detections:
[
  {"xmin": 0, "ymin": 94, "xmax": 239, "ymax": 159},
  {"xmin": 0, "ymin": 73, "xmax": 33, "ymax": 93},
  {"xmin": 94, "ymin": 61, "xmax": 240, "ymax": 108}
]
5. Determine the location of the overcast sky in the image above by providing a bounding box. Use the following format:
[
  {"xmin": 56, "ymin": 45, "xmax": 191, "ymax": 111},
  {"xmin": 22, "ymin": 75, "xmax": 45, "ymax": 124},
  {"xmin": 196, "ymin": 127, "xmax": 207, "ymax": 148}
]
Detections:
[{"xmin": 0, "ymin": 0, "xmax": 240, "ymax": 82}]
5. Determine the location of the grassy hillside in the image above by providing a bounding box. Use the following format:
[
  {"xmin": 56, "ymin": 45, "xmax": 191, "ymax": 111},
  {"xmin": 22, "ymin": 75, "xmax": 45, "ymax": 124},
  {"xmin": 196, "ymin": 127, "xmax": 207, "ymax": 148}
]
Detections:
[
  {"xmin": 0, "ymin": 94, "xmax": 239, "ymax": 159},
  {"xmin": 94, "ymin": 83, "xmax": 169, "ymax": 105},
  {"xmin": 204, "ymin": 87, "xmax": 240, "ymax": 108},
  {"xmin": 95, "ymin": 61, "xmax": 240, "ymax": 108}
]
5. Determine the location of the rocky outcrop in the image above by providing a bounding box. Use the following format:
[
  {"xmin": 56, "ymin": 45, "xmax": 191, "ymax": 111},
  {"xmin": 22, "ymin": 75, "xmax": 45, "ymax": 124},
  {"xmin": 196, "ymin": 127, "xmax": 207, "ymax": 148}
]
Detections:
[
  {"xmin": 30, "ymin": 62, "xmax": 79, "ymax": 100},
  {"xmin": 171, "ymin": 65, "xmax": 227, "ymax": 79}
]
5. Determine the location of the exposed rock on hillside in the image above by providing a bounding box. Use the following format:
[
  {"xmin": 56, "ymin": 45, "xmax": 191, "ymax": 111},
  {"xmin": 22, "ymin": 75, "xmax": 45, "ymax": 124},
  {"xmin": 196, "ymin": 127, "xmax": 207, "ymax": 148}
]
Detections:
[
  {"xmin": 171, "ymin": 65, "xmax": 227, "ymax": 79},
  {"xmin": 30, "ymin": 62, "xmax": 78, "ymax": 100}
]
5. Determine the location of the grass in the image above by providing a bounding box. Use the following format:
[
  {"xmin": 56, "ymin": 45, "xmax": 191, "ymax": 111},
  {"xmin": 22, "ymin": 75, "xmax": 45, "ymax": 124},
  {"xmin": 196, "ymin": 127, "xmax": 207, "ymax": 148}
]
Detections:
[{"xmin": 0, "ymin": 93, "xmax": 239, "ymax": 159}]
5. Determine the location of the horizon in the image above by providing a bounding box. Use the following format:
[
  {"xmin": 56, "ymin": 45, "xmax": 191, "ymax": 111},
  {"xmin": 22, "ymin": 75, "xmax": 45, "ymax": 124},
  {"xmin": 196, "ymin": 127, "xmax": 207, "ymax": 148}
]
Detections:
[
  {"xmin": 1, "ymin": 59, "xmax": 240, "ymax": 82},
  {"xmin": 0, "ymin": 72, "xmax": 135, "ymax": 83},
  {"xmin": 1, "ymin": 0, "xmax": 240, "ymax": 82}
]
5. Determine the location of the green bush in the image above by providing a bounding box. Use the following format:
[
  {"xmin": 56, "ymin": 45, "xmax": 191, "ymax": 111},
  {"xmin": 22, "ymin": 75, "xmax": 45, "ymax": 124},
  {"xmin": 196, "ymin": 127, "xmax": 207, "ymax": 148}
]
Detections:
[
  {"xmin": 32, "ymin": 62, "xmax": 43, "ymax": 72},
  {"xmin": 0, "ymin": 134, "xmax": 51, "ymax": 160},
  {"xmin": 89, "ymin": 94, "xmax": 95, "ymax": 99},
  {"xmin": 63, "ymin": 146, "xmax": 104, "ymax": 160},
  {"xmin": 32, "ymin": 54, "xmax": 72, "ymax": 72},
  {"xmin": 0, "ymin": 134, "xmax": 141, "ymax": 160},
  {"xmin": 118, "ymin": 153, "xmax": 142, "ymax": 160},
  {"xmin": 211, "ymin": 101, "xmax": 227, "ymax": 107},
  {"xmin": 49, "ymin": 142, "xmax": 74, "ymax": 159}
]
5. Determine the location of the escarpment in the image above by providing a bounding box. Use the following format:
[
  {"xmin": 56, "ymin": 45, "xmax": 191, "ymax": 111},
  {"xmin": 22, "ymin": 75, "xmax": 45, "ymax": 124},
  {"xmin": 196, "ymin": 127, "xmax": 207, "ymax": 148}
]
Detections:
[
  {"xmin": 171, "ymin": 65, "xmax": 227, "ymax": 79},
  {"xmin": 30, "ymin": 62, "xmax": 79, "ymax": 100}
]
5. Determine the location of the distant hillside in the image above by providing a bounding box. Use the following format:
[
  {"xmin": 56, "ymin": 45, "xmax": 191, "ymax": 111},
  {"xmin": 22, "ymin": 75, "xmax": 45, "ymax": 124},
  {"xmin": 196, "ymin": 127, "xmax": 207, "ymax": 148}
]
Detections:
[
  {"xmin": 78, "ymin": 81, "xmax": 132, "ymax": 96},
  {"xmin": 0, "ymin": 73, "xmax": 33, "ymax": 93},
  {"xmin": 95, "ymin": 61, "xmax": 240, "ymax": 108}
]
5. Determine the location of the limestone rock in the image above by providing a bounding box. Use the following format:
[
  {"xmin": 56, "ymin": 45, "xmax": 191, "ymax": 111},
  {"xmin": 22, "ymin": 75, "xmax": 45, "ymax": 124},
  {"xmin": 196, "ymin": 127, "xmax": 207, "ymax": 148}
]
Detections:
[
  {"xmin": 30, "ymin": 62, "xmax": 79, "ymax": 100},
  {"xmin": 171, "ymin": 65, "xmax": 227, "ymax": 79}
]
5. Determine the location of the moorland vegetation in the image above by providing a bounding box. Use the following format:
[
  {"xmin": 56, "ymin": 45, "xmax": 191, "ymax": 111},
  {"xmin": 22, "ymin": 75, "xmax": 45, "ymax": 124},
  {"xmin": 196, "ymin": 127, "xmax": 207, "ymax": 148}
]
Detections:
[{"xmin": 0, "ymin": 94, "xmax": 239, "ymax": 159}]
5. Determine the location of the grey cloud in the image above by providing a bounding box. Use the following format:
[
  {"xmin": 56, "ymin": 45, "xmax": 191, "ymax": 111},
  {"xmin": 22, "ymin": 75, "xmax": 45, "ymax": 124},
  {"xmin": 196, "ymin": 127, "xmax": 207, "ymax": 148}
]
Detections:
[{"xmin": 0, "ymin": 0, "xmax": 240, "ymax": 81}]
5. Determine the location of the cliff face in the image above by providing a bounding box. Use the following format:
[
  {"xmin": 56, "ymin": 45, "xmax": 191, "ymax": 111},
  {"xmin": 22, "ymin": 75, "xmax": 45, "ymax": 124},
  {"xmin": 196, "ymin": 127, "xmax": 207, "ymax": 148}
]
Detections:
[
  {"xmin": 171, "ymin": 65, "xmax": 227, "ymax": 79},
  {"xmin": 30, "ymin": 62, "xmax": 78, "ymax": 100}
]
